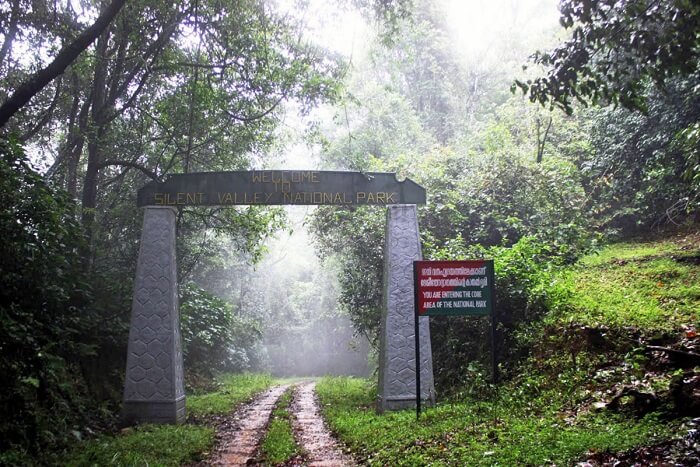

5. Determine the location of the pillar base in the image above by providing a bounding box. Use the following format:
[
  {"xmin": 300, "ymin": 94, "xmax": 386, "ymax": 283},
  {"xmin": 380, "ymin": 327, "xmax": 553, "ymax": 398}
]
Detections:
[
  {"xmin": 377, "ymin": 395, "xmax": 435, "ymax": 412},
  {"xmin": 122, "ymin": 396, "xmax": 186, "ymax": 425}
]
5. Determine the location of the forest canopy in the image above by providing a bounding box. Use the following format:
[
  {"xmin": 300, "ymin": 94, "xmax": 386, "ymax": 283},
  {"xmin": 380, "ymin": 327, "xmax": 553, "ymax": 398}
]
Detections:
[{"xmin": 515, "ymin": 0, "xmax": 700, "ymax": 114}]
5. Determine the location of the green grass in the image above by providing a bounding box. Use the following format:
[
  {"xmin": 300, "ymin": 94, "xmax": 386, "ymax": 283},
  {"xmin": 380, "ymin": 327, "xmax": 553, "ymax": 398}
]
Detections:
[
  {"xmin": 316, "ymin": 377, "xmax": 676, "ymax": 466},
  {"xmin": 187, "ymin": 373, "xmax": 273, "ymax": 416},
  {"xmin": 259, "ymin": 387, "xmax": 301, "ymax": 464},
  {"xmin": 58, "ymin": 424, "xmax": 214, "ymax": 467},
  {"xmin": 59, "ymin": 373, "xmax": 272, "ymax": 466},
  {"xmin": 578, "ymin": 240, "xmax": 683, "ymax": 267},
  {"xmin": 547, "ymin": 239, "xmax": 699, "ymax": 330},
  {"xmin": 313, "ymin": 237, "xmax": 697, "ymax": 465}
]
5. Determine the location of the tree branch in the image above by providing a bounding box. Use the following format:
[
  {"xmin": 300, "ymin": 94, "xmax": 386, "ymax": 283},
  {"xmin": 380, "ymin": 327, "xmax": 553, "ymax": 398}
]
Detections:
[
  {"xmin": 0, "ymin": 0, "xmax": 127, "ymax": 128},
  {"xmin": 98, "ymin": 159, "xmax": 160, "ymax": 181},
  {"xmin": 20, "ymin": 76, "xmax": 63, "ymax": 142},
  {"xmin": 0, "ymin": 0, "xmax": 21, "ymax": 67},
  {"xmin": 225, "ymin": 95, "xmax": 285, "ymax": 123}
]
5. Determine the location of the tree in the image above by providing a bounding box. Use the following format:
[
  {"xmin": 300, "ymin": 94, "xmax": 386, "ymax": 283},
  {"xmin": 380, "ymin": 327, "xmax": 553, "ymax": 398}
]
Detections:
[
  {"xmin": 515, "ymin": 0, "xmax": 700, "ymax": 114},
  {"xmin": 0, "ymin": 137, "xmax": 94, "ymax": 459},
  {"xmin": 180, "ymin": 282, "xmax": 263, "ymax": 379},
  {"xmin": 310, "ymin": 205, "xmax": 386, "ymax": 343},
  {"xmin": 0, "ymin": 0, "xmax": 127, "ymax": 128},
  {"xmin": 580, "ymin": 78, "xmax": 700, "ymax": 232},
  {"xmin": 309, "ymin": 0, "xmax": 593, "ymax": 351},
  {"xmin": 1, "ymin": 0, "xmax": 410, "ymax": 268},
  {"xmin": 373, "ymin": 1, "xmax": 472, "ymax": 143},
  {"xmin": 0, "ymin": 0, "xmax": 346, "ymax": 269},
  {"xmin": 0, "ymin": 0, "xmax": 351, "ymax": 442}
]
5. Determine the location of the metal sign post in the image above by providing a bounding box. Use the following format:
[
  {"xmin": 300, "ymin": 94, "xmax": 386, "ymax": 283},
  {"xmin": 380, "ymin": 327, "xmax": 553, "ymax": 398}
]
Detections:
[
  {"xmin": 488, "ymin": 263, "xmax": 498, "ymax": 383},
  {"xmin": 413, "ymin": 264, "xmax": 422, "ymax": 420}
]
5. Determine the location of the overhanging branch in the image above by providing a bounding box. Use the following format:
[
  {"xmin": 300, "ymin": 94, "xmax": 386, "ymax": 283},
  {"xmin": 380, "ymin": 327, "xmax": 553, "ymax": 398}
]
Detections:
[
  {"xmin": 0, "ymin": 0, "xmax": 127, "ymax": 128},
  {"xmin": 99, "ymin": 159, "xmax": 160, "ymax": 181}
]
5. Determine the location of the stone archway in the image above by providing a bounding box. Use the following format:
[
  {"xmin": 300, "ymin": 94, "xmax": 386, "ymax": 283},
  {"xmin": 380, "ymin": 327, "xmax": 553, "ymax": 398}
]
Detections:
[{"xmin": 121, "ymin": 170, "xmax": 435, "ymax": 424}]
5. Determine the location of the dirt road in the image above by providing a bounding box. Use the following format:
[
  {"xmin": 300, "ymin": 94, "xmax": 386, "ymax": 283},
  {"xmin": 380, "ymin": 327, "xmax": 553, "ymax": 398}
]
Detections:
[
  {"xmin": 207, "ymin": 381, "xmax": 354, "ymax": 466},
  {"xmin": 210, "ymin": 384, "xmax": 291, "ymax": 465}
]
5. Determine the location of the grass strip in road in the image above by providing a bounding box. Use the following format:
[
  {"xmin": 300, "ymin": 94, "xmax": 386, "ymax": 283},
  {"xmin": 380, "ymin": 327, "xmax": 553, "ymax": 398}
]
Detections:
[
  {"xmin": 259, "ymin": 387, "xmax": 302, "ymax": 464},
  {"xmin": 316, "ymin": 376, "xmax": 676, "ymax": 466}
]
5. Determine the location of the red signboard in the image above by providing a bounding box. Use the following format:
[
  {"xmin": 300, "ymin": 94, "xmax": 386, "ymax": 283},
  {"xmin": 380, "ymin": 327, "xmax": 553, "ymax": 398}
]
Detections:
[
  {"xmin": 412, "ymin": 259, "xmax": 498, "ymax": 419},
  {"xmin": 413, "ymin": 259, "xmax": 494, "ymax": 316}
]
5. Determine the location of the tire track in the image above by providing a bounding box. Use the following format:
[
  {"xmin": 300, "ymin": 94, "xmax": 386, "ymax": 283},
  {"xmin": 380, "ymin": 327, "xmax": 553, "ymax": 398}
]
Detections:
[
  {"xmin": 209, "ymin": 384, "xmax": 290, "ymax": 466},
  {"xmin": 292, "ymin": 381, "xmax": 355, "ymax": 467}
]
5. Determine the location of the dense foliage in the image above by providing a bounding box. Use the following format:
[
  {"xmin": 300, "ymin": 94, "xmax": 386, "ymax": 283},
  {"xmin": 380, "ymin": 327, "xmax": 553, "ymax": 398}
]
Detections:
[
  {"xmin": 180, "ymin": 283, "xmax": 264, "ymax": 382},
  {"xmin": 309, "ymin": 0, "xmax": 699, "ymax": 394},
  {"xmin": 0, "ymin": 138, "xmax": 94, "ymax": 462},
  {"xmin": 60, "ymin": 373, "xmax": 274, "ymax": 465},
  {"xmin": 515, "ymin": 0, "xmax": 700, "ymax": 114},
  {"xmin": 1, "ymin": 0, "xmax": 699, "ymax": 462},
  {"xmin": 583, "ymin": 79, "xmax": 700, "ymax": 233}
]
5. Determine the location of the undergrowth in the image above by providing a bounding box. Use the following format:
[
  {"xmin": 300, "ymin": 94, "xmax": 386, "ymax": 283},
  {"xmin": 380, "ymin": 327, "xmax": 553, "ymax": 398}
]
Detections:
[
  {"xmin": 57, "ymin": 373, "xmax": 272, "ymax": 466},
  {"xmin": 546, "ymin": 237, "xmax": 699, "ymax": 331},
  {"xmin": 55, "ymin": 425, "xmax": 213, "ymax": 467},
  {"xmin": 187, "ymin": 373, "xmax": 272, "ymax": 417},
  {"xmin": 316, "ymin": 376, "xmax": 677, "ymax": 466}
]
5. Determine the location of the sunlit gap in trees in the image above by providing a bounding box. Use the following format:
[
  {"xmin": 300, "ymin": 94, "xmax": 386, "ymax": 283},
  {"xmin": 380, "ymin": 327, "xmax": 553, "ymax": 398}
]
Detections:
[
  {"xmin": 211, "ymin": 204, "xmax": 370, "ymax": 378},
  {"xmin": 444, "ymin": 0, "xmax": 560, "ymax": 61}
]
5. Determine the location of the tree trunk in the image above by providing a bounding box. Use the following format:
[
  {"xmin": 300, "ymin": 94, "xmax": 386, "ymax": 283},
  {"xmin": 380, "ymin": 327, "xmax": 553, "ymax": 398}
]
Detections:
[
  {"xmin": 67, "ymin": 95, "xmax": 91, "ymax": 198},
  {"xmin": 0, "ymin": 0, "xmax": 21, "ymax": 67},
  {"xmin": 80, "ymin": 30, "xmax": 110, "ymax": 269},
  {"xmin": 536, "ymin": 116, "xmax": 552, "ymax": 163}
]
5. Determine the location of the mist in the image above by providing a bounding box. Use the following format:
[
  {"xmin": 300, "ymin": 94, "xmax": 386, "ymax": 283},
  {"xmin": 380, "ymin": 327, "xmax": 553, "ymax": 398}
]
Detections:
[
  {"xmin": 182, "ymin": 0, "xmax": 565, "ymax": 380},
  {"xmin": 190, "ymin": 205, "xmax": 371, "ymax": 378},
  {"xmin": 254, "ymin": 206, "xmax": 370, "ymax": 377}
]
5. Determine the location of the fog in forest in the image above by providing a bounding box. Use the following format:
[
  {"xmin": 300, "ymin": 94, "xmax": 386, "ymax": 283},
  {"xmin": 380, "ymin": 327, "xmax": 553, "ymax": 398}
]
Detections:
[
  {"xmin": 186, "ymin": 0, "xmax": 563, "ymax": 378},
  {"xmin": 189, "ymin": 205, "xmax": 371, "ymax": 378},
  {"xmin": 247, "ymin": 207, "xmax": 370, "ymax": 377}
]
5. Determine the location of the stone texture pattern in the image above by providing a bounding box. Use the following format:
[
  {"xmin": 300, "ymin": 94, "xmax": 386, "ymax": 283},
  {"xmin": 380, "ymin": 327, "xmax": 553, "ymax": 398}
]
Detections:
[
  {"xmin": 377, "ymin": 204, "xmax": 435, "ymax": 411},
  {"xmin": 122, "ymin": 206, "xmax": 185, "ymax": 424}
]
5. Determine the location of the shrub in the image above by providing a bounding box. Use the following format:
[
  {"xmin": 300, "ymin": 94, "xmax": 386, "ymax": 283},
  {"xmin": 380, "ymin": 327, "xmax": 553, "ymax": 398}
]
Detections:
[
  {"xmin": 0, "ymin": 137, "xmax": 95, "ymax": 461},
  {"xmin": 180, "ymin": 283, "xmax": 263, "ymax": 384},
  {"xmin": 427, "ymin": 236, "xmax": 559, "ymax": 394}
]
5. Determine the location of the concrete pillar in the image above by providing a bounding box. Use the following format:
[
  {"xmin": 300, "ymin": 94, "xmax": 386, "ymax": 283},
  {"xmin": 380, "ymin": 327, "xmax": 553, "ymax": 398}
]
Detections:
[
  {"xmin": 378, "ymin": 204, "xmax": 435, "ymax": 412},
  {"xmin": 122, "ymin": 206, "xmax": 185, "ymax": 424}
]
